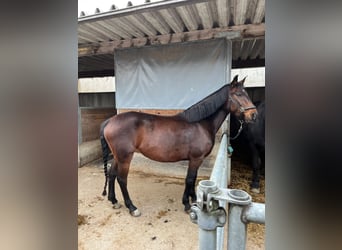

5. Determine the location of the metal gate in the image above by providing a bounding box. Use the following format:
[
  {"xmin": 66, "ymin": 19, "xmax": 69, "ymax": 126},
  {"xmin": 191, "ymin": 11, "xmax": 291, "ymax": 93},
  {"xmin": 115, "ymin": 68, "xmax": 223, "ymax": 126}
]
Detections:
[{"xmin": 189, "ymin": 116, "xmax": 265, "ymax": 250}]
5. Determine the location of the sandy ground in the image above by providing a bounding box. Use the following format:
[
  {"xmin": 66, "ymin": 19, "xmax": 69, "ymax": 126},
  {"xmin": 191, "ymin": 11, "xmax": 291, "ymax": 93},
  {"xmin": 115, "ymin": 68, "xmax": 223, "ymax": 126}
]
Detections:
[{"xmin": 78, "ymin": 158, "xmax": 265, "ymax": 250}]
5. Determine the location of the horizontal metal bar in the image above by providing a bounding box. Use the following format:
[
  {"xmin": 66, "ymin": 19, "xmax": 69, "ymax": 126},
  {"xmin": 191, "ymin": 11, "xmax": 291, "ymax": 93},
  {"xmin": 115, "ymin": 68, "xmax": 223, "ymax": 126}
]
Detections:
[{"xmin": 242, "ymin": 202, "xmax": 265, "ymax": 224}]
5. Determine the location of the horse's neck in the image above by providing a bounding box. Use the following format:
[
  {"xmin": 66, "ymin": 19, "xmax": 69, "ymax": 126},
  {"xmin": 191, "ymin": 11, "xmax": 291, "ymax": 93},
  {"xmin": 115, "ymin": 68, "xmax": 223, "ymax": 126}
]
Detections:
[{"xmin": 202, "ymin": 107, "xmax": 229, "ymax": 135}]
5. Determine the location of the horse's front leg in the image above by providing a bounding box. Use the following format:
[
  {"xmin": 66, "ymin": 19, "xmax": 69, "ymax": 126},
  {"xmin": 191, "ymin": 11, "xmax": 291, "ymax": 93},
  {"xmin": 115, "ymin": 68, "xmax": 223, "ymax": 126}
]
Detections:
[
  {"xmin": 250, "ymin": 144, "xmax": 261, "ymax": 193},
  {"xmin": 183, "ymin": 159, "xmax": 202, "ymax": 212}
]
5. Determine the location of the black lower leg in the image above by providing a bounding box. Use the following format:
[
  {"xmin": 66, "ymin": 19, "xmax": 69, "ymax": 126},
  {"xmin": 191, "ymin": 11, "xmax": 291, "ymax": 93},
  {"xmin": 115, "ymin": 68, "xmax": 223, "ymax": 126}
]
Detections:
[
  {"xmin": 108, "ymin": 164, "xmax": 119, "ymax": 204},
  {"xmin": 183, "ymin": 171, "xmax": 198, "ymax": 211},
  {"xmin": 251, "ymin": 150, "xmax": 261, "ymax": 189},
  {"xmin": 117, "ymin": 176, "xmax": 137, "ymax": 213},
  {"xmin": 108, "ymin": 175, "xmax": 118, "ymax": 204}
]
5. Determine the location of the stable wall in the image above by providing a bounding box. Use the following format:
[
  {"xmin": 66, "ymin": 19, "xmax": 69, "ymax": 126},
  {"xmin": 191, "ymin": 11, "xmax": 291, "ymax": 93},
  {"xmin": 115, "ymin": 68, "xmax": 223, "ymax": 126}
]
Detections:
[{"xmin": 78, "ymin": 92, "xmax": 116, "ymax": 143}]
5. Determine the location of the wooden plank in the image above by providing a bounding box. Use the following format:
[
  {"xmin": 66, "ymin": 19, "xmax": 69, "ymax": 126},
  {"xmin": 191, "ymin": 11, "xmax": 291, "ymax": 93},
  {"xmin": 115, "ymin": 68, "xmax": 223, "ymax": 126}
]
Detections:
[{"xmin": 80, "ymin": 108, "xmax": 116, "ymax": 142}]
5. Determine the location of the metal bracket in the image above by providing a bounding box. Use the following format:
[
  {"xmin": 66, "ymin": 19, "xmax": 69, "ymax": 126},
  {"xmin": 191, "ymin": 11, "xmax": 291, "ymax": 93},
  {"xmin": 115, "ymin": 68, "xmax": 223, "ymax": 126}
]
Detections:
[
  {"xmin": 190, "ymin": 204, "xmax": 226, "ymax": 230},
  {"xmin": 196, "ymin": 180, "xmax": 252, "ymax": 208},
  {"xmin": 189, "ymin": 180, "xmax": 252, "ymax": 230}
]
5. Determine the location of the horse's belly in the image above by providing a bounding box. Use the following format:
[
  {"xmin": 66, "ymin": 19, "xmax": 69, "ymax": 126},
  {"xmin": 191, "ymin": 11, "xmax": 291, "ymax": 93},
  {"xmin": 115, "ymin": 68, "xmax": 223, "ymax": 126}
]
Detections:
[{"xmin": 137, "ymin": 135, "xmax": 189, "ymax": 162}]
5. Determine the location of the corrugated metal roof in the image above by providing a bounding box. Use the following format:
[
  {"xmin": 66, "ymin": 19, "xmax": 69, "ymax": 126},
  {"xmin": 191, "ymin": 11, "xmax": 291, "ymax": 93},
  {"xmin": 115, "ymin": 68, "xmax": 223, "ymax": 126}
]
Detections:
[{"xmin": 78, "ymin": 0, "xmax": 265, "ymax": 78}]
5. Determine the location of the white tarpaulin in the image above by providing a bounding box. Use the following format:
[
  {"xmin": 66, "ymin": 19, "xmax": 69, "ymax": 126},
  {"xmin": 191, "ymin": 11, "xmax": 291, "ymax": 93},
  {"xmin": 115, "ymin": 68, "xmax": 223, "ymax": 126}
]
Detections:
[{"xmin": 115, "ymin": 39, "xmax": 231, "ymax": 109}]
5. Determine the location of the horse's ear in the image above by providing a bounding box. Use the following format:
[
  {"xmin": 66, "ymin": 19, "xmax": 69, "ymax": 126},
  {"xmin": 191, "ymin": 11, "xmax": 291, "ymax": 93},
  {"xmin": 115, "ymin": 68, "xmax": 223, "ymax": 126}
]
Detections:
[
  {"xmin": 240, "ymin": 76, "xmax": 247, "ymax": 85},
  {"xmin": 231, "ymin": 75, "xmax": 239, "ymax": 86},
  {"xmin": 232, "ymin": 75, "xmax": 238, "ymax": 83}
]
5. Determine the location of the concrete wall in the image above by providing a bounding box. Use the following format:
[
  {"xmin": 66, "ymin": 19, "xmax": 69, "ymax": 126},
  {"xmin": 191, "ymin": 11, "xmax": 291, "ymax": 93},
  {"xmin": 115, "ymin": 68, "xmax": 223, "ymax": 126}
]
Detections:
[{"xmin": 78, "ymin": 96, "xmax": 116, "ymax": 166}]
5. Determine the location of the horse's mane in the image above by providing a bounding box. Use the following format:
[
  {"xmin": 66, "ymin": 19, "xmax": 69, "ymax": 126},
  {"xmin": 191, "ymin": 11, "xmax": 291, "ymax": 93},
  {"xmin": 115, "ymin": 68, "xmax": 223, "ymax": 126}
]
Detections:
[{"xmin": 178, "ymin": 84, "xmax": 229, "ymax": 123}]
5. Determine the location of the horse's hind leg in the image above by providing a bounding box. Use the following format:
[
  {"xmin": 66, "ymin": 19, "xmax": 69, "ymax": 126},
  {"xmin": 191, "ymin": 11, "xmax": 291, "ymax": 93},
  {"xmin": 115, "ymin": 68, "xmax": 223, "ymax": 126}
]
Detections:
[
  {"xmin": 108, "ymin": 161, "xmax": 121, "ymax": 209},
  {"xmin": 183, "ymin": 159, "xmax": 201, "ymax": 212},
  {"xmin": 116, "ymin": 155, "xmax": 141, "ymax": 217}
]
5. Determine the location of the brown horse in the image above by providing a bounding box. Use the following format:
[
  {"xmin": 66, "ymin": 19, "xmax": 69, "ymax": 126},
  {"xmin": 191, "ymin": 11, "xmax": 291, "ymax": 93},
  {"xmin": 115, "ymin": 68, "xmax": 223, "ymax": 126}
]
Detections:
[{"xmin": 100, "ymin": 75, "xmax": 257, "ymax": 216}]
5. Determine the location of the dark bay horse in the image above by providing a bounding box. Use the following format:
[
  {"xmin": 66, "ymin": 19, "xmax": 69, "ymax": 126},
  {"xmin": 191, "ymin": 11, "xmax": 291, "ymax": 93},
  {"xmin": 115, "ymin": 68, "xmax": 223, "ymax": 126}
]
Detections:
[
  {"xmin": 100, "ymin": 75, "xmax": 257, "ymax": 216},
  {"xmin": 230, "ymin": 101, "xmax": 265, "ymax": 193}
]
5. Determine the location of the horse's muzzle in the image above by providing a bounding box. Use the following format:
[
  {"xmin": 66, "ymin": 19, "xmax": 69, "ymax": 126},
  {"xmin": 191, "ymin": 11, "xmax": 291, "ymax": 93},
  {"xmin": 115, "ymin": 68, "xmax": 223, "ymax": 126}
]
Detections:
[
  {"xmin": 252, "ymin": 112, "xmax": 257, "ymax": 122},
  {"xmin": 244, "ymin": 110, "xmax": 258, "ymax": 123}
]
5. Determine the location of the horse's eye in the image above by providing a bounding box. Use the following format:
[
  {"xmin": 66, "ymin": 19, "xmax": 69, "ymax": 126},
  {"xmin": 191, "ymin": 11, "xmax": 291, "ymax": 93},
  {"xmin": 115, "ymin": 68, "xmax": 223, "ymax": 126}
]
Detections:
[{"xmin": 235, "ymin": 92, "xmax": 242, "ymax": 96}]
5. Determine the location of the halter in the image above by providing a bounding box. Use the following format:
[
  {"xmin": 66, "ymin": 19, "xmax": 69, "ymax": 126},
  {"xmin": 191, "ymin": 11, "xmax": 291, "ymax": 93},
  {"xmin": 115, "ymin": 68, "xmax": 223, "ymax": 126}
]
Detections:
[
  {"xmin": 228, "ymin": 92, "xmax": 256, "ymax": 140},
  {"xmin": 228, "ymin": 93, "xmax": 256, "ymax": 113}
]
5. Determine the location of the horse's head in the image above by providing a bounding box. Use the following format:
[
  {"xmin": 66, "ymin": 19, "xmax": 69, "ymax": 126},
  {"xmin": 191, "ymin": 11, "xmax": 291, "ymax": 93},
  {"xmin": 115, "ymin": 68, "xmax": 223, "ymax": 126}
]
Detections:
[{"xmin": 227, "ymin": 75, "xmax": 258, "ymax": 123}]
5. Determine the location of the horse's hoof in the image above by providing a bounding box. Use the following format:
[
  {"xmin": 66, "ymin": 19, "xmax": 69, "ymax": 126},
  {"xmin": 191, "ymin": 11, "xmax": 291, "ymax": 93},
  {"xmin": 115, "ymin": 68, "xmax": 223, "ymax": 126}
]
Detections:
[
  {"xmin": 130, "ymin": 209, "xmax": 141, "ymax": 217},
  {"xmin": 112, "ymin": 203, "xmax": 122, "ymax": 209},
  {"xmin": 184, "ymin": 209, "xmax": 191, "ymax": 214},
  {"xmin": 184, "ymin": 205, "xmax": 191, "ymax": 214},
  {"xmin": 251, "ymin": 188, "xmax": 260, "ymax": 194}
]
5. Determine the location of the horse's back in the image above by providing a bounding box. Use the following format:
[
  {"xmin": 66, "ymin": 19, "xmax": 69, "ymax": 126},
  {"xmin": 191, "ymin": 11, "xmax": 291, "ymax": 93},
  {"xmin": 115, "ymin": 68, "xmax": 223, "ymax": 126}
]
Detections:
[{"xmin": 103, "ymin": 111, "xmax": 186, "ymax": 143}]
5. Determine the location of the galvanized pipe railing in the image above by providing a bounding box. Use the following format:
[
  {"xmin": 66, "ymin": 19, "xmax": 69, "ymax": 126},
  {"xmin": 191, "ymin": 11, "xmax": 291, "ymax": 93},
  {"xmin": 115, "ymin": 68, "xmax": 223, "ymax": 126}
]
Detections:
[
  {"xmin": 210, "ymin": 132, "xmax": 229, "ymax": 250},
  {"xmin": 189, "ymin": 117, "xmax": 230, "ymax": 250},
  {"xmin": 190, "ymin": 116, "xmax": 265, "ymax": 250},
  {"xmin": 227, "ymin": 192, "xmax": 265, "ymax": 250}
]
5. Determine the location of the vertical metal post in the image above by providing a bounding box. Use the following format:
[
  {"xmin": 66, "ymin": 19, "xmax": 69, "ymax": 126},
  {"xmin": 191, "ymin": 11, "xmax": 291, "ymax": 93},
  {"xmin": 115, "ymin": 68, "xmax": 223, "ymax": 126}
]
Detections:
[
  {"xmin": 198, "ymin": 180, "xmax": 218, "ymax": 250},
  {"xmin": 227, "ymin": 189, "xmax": 252, "ymax": 250},
  {"xmin": 190, "ymin": 180, "xmax": 226, "ymax": 250},
  {"xmin": 199, "ymin": 228, "xmax": 217, "ymax": 250},
  {"xmin": 228, "ymin": 204, "xmax": 247, "ymax": 250}
]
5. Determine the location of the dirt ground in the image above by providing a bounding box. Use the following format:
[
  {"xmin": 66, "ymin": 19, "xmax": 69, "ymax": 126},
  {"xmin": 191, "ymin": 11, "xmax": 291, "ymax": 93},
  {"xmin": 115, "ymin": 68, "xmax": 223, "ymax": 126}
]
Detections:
[{"xmin": 78, "ymin": 158, "xmax": 265, "ymax": 250}]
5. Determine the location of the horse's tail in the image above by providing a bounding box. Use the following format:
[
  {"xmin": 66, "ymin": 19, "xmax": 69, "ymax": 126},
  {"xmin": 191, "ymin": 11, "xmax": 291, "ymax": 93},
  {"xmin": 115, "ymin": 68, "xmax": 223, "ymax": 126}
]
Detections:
[{"xmin": 100, "ymin": 119, "xmax": 111, "ymax": 196}]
